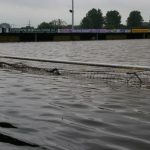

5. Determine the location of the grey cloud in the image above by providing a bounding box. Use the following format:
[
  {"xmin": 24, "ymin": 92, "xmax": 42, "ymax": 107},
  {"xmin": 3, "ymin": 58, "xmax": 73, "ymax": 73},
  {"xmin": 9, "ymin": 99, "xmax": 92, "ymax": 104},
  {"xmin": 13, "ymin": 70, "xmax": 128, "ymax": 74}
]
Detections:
[{"xmin": 0, "ymin": 0, "xmax": 149, "ymax": 27}]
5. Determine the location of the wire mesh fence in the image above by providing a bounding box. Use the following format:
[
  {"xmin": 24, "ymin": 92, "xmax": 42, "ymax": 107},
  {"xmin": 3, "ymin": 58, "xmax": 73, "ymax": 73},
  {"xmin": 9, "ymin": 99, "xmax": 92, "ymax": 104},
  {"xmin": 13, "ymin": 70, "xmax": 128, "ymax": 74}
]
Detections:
[{"xmin": 0, "ymin": 55, "xmax": 150, "ymax": 88}]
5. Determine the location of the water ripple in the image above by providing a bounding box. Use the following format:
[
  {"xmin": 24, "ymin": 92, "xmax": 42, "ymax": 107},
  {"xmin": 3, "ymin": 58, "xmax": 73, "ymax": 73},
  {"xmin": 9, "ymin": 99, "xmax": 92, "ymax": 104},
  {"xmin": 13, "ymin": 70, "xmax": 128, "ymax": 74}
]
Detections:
[{"xmin": 0, "ymin": 41, "xmax": 150, "ymax": 149}]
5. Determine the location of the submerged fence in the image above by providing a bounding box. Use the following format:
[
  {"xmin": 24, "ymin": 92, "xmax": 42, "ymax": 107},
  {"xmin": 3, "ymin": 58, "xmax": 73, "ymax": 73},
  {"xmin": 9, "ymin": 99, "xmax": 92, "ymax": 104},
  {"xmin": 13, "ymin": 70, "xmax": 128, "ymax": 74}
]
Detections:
[{"xmin": 0, "ymin": 55, "xmax": 150, "ymax": 87}]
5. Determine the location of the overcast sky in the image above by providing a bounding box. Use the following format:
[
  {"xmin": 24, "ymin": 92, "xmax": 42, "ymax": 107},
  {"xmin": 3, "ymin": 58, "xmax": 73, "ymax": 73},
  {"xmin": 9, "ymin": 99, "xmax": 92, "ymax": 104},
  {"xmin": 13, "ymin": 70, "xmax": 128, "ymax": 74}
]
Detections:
[{"xmin": 0, "ymin": 0, "xmax": 149, "ymax": 27}]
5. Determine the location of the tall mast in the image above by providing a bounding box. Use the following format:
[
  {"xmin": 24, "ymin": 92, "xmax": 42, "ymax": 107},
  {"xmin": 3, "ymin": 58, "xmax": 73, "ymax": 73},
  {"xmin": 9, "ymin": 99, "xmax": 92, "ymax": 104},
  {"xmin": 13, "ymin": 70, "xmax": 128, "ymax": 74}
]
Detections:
[
  {"xmin": 69, "ymin": 0, "xmax": 75, "ymax": 30},
  {"xmin": 72, "ymin": 0, "xmax": 74, "ymax": 30}
]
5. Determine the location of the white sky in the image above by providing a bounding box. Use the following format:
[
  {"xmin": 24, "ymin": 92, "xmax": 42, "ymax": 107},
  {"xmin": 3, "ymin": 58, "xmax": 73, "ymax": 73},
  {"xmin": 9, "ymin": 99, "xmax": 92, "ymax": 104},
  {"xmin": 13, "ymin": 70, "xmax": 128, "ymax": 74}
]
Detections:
[{"xmin": 0, "ymin": 0, "xmax": 149, "ymax": 27}]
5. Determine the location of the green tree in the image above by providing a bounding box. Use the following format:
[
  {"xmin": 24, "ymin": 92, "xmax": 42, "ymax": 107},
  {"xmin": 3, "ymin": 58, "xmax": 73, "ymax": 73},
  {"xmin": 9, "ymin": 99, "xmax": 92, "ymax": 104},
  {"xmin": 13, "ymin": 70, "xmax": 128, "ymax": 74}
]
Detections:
[
  {"xmin": 38, "ymin": 22, "xmax": 50, "ymax": 29},
  {"xmin": 105, "ymin": 10, "xmax": 121, "ymax": 29},
  {"xmin": 80, "ymin": 8, "xmax": 103, "ymax": 29},
  {"xmin": 80, "ymin": 17, "xmax": 90, "ymax": 29},
  {"xmin": 38, "ymin": 19, "xmax": 67, "ymax": 29},
  {"xmin": 142, "ymin": 22, "xmax": 150, "ymax": 28},
  {"xmin": 127, "ymin": 11, "xmax": 143, "ymax": 28}
]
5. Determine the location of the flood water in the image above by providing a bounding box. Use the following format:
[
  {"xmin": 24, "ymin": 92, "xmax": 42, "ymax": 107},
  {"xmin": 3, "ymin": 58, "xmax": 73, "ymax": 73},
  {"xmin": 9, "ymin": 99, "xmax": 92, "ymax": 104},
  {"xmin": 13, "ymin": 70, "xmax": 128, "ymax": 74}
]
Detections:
[{"xmin": 0, "ymin": 40, "xmax": 150, "ymax": 150}]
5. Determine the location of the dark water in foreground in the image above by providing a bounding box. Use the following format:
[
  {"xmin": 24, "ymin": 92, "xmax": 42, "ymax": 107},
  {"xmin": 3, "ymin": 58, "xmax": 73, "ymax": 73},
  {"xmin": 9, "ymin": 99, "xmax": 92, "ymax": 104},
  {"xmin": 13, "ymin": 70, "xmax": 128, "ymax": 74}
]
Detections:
[{"xmin": 0, "ymin": 40, "xmax": 150, "ymax": 150}]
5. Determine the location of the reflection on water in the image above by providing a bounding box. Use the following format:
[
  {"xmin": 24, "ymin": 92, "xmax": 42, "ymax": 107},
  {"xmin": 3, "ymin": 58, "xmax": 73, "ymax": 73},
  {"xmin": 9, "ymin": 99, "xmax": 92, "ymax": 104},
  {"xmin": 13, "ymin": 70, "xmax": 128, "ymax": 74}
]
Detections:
[{"xmin": 0, "ymin": 40, "xmax": 150, "ymax": 150}]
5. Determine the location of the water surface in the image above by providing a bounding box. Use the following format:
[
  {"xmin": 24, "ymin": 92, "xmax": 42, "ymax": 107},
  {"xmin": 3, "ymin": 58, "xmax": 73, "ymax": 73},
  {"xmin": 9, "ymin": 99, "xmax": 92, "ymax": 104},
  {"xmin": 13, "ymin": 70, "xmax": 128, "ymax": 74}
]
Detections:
[
  {"xmin": 0, "ymin": 39, "xmax": 150, "ymax": 66},
  {"xmin": 0, "ymin": 40, "xmax": 150, "ymax": 150}
]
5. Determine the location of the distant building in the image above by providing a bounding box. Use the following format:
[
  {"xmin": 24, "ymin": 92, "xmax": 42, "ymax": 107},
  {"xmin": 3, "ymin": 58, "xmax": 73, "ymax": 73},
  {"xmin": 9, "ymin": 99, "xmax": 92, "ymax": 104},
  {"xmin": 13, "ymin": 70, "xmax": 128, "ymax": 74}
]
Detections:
[
  {"xmin": 0, "ymin": 23, "xmax": 11, "ymax": 33},
  {"xmin": 21, "ymin": 26, "xmax": 34, "ymax": 32}
]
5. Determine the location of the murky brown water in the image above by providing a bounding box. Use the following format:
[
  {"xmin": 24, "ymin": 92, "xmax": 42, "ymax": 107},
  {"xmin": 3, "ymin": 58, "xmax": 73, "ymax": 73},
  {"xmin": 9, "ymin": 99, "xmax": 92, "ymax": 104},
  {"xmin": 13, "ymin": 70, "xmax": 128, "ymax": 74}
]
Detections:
[{"xmin": 0, "ymin": 40, "xmax": 150, "ymax": 150}]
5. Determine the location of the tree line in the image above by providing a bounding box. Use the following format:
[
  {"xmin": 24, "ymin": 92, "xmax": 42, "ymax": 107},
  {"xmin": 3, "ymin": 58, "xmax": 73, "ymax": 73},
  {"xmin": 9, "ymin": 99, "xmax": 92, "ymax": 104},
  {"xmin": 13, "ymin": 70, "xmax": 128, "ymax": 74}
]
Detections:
[
  {"xmin": 38, "ymin": 9, "xmax": 149, "ymax": 29},
  {"xmin": 38, "ymin": 19, "xmax": 67, "ymax": 30}
]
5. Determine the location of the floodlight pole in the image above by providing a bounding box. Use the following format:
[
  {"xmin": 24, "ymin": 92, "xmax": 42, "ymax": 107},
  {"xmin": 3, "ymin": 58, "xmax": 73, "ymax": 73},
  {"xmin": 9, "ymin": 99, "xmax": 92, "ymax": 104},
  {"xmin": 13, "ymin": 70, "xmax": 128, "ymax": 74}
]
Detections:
[{"xmin": 72, "ymin": 0, "xmax": 74, "ymax": 30}]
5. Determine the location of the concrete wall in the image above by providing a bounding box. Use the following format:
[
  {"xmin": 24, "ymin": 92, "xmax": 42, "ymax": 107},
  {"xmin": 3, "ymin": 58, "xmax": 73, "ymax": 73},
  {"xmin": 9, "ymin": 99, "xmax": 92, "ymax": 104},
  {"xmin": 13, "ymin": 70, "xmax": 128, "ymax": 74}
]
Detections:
[{"xmin": 0, "ymin": 32, "xmax": 150, "ymax": 42}]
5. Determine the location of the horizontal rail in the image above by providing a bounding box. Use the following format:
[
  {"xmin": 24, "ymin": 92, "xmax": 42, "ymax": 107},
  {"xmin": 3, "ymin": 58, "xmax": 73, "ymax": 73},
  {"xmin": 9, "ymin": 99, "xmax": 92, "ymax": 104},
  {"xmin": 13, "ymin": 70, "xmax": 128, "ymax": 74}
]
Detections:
[{"xmin": 0, "ymin": 55, "xmax": 150, "ymax": 71}]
